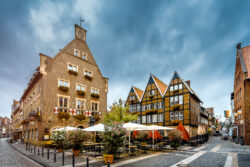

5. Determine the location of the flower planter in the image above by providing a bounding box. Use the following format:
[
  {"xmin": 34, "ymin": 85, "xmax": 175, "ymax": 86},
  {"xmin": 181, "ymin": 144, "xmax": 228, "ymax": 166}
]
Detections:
[
  {"xmin": 59, "ymin": 86, "xmax": 69, "ymax": 92},
  {"xmin": 57, "ymin": 112, "xmax": 70, "ymax": 120},
  {"xmin": 58, "ymin": 148, "xmax": 63, "ymax": 153},
  {"xmin": 73, "ymin": 149, "xmax": 80, "ymax": 156},
  {"xmin": 77, "ymin": 90, "xmax": 85, "ymax": 96},
  {"xmin": 68, "ymin": 70, "xmax": 78, "ymax": 75},
  {"xmin": 74, "ymin": 114, "xmax": 86, "ymax": 121},
  {"xmin": 91, "ymin": 93, "xmax": 99, "ymax": 99},
  {"xmin": 172, "ymin": 104, "xmax": 181, "ymax": 111},
  {"xmin": 103, "ymin": 154, "xmax": 114, "ymax": 164},
  {"xmin": 85, "ymin": 75, "xmax": 93, "ymax": 80}
]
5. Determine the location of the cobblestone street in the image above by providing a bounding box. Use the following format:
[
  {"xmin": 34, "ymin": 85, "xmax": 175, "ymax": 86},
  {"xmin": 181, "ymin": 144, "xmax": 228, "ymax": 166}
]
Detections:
[{"xmin": 0, "ymin": 138, "xmax": 42, "ymax": 167}]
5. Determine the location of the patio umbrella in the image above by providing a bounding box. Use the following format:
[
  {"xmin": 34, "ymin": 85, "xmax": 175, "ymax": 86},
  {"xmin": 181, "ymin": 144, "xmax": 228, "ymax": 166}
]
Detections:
[
  {"xmin": 148, "ymin": 130, "xmax": 163, "ymax": 140},
  {"xmin": 52, "ymin": 126, "xmax": 81, "ymax": 131},
  {"xmin": 82, "ymin": 123, "xmax": 105, "ymax": 132},
  {"xmin": 176, "ymin": 123, "xmax": 190, "ymax": 141}
]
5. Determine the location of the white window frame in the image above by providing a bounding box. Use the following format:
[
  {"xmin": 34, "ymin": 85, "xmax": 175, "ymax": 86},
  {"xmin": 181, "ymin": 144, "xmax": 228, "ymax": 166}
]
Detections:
[
  {"xmin": 76, "ymin": 83, "xmax": 86, "ymax": 91},
  {"xmin": 179, "ymin": 83, "xmax": 183, "ymax": 89},
  {"xmin": 152, "ymin": 114, "xmax": 157, "ymax": 123},
  {"xmin": 58, "ymin": 78, "xmax": 70, "ymax": 87},
  {"xmin": 91, "ymin": 87, "xmax": 99, "ymax": 95},
  {"xmin": 82, "ymin": 53, "xmax": 88, "ymax": 60},
  {"xmin": 84, "ymin": 69, "xmax": 93, "ymax": 77},
  {"xmin": 91, "ymin": 101, "xmax": 99, "ymax": 112},
  {"xmin": 158, "ymin": 113, "xmax": 163, "ymax": 122},
  {"xmin": 76, "ymin": 98, "xmax": 86, "ymax": 111},
  {"xmin": 74, "ymin": 49, "xmax": 80, "ymax": 57},
  {"xmin": 67, "ymin": 63, "xmax": 78, "ymax": 72},
  {"xmin": 170, "ymin": 86, "xmax": 173, "ymax": 92},
  {"xmin": 142, "ymin": 115, "xmax": 146, "ymax": 123}
]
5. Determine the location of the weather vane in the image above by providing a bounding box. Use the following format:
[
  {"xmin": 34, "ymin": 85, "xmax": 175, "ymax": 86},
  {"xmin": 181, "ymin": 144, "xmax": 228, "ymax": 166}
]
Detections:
[{"xmin": 80, "ymin": 17, "xmax": 84, "ymax": 27}]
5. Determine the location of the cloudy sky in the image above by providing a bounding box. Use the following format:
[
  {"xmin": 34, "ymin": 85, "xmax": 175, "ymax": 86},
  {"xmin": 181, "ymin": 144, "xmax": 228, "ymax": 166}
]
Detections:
[{"xmin": 1, "ymin": 0, "xmax": 250, "ymax": 119}]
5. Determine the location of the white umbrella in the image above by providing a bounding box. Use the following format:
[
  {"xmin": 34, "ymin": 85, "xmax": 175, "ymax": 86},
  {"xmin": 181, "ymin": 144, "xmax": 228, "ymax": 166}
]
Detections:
[
  {"xmin": 122, "ymin": 122, "xmax": 149, "ymax": 153},
  {"xmin": 52, "ymin": 126, "xmax": 81, "ymax": 132},
  {"xmin": 147, "ymin": 125, "xmax": 174, "ymax": 149},
  {"xmin": 83, "ymin": 123, "xmax": 105, "ymax": 132}
]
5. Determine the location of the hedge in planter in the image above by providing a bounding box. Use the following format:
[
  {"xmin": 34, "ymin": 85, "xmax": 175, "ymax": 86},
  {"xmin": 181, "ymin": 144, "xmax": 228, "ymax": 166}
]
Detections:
[
  {"xmin": 51, "ymin": 131, "xmax": 67, "ymax": 151},
  {"xmin": 57, "ymin": 112, "xmax": 70, "ymax": 120},
  {"xmin": 85, "ymin": 75, "xmax": 92, "ymax": 80},
  {"xmin": 168, "ymin": 130, "xmax": 182, "ymax": 149}
]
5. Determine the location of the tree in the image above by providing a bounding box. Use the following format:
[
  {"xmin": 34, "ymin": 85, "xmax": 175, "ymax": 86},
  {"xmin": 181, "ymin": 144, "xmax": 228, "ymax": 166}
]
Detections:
[{"xmin": 103, "ymin": 99, "xmax": 137, "ymax": 124}]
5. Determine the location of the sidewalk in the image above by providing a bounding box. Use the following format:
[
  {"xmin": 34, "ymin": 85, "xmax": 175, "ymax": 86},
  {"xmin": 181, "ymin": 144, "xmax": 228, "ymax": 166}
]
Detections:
[{"xmin": 10, "ymin": 142, "xmax": 179, "ymax": 167}]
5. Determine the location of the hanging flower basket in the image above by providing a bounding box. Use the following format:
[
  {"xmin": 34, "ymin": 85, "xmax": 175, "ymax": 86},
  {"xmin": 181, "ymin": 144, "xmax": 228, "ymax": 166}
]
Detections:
[
  {"xmin": 74, "ymin": 114, "xmax": 86, "ymax": 121},
  {"xmin": 68, "ymin": 69, "xmax": 78, "ymax": 76},
  {"xmin": 145, "ymin": 109, "xmax": 157, "ymax": 114},
  {"xmin": 172, "ymin": 104, "xmax": 181, "ymax": 111},
  {"xmin": 77, "ymin": 90, "xmax": 85, "ymax": 96},
  {"xmin": 57, "ymin": 112, "xmax": 70, "ymax": 120},
  {"xmin": 85, "ymin": 75, "xmax": 93, "ymax": 80},
  {"xmin": 91, "ymin": 93, "xmax": 99, "ymax": 99},
  {"xmin": 59, "ymin": 86, "xmax": 69, "ymax": 92},
  {"xmin": 131, "ymin": 111, "xmax": 138, "ymax": 115},
  {"xmin": 173, "ymin": 90, "xmax": 179, "ymax": 94}
]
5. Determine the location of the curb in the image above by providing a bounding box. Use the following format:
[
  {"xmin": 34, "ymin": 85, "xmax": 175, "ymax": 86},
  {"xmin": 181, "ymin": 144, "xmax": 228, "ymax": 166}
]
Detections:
[{"xmin": 7, "ymin": 140, "xmax": 47, "ymax": 167}]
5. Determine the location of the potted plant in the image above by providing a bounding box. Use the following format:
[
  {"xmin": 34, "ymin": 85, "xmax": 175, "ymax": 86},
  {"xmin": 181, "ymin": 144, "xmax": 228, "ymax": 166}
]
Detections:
[
  {"xmin": 168, "ymin": 130, "xmax": 182, "ymax": 149},
  {"xmin": 57, "ymin": 112, "xmax": 70, "ymax": 120},
  {"xmin": 51, "ymin": 131, "xmax": 67, "ymax": 152},
  {"xmin": 74, "ymin": 114, "xmax": 86, "ymax": 121},
  {"xmin": 103, "ymin": 122, "xmax": 126, "ymax": 164},
  {"xmin": 68, "ymin": 130, "xmax": 88, "ymax": 156},
  {"xmin": 68, "ymin": 69, "xmax": 78, "ymax": 75},
  {"xmin": 58, "ymin": 86, "xmax": 69, "ymax": 92},
  {"xmin": 135, "ymin": 131, "xmax": 149, "ymax": 142},
  {"xmin": 77, "ymin": 90, "xmax": 85, "ymax": 96}
]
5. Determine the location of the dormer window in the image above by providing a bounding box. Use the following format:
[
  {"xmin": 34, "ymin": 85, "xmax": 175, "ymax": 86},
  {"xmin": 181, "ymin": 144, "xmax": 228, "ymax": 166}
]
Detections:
[
  {"xmin": 82, "ymin": 53, "xmax": 88, "ymax": 60},
  {"xmin": 149, "ymin": 90, "xmax": 155, "ymax": 97},
  {"xmin": 74, "ymin": 49, "xmax": 80, "ymax": 57},
  {"xmin": 130, "ymin": 95, "xmax": 135, "ymax": 101},
  {"xmin": 91, "ymin": 88, "xmax": 99, "ymax": 95}
]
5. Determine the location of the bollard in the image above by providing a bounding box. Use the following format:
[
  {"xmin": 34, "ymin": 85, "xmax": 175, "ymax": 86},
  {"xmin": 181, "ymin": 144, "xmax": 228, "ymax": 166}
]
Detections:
[
  {"xmin": 34, "ymin": 145, "xmax": 36, "ymax": 154},
  {"xmin": 42, "ymin": 147, "xmax": 44, "ymax": 157},
  {"xmin": 31, "ymin": 147, "xmax": 33, "ymax": 153},
  {"xmin": 86, "ymin": 157, "xmax": 89, "ymax": 167},
  {"xmin": 38, "ymin": 149, "xmax": 40, "ymax": 155},
  {"xmin": 54, "ymin": 150, "xmax": 56, "ymax": 163},
  {"xmin": 29, "ymin": 143, "xmax": 30, "ymax": 152},
  {"xmin": 72, "ymin": 153, "xmax": 75, "ymax": 167},
  {"xmin": 107, "ymin": 161, "xmax": 110, "ymax": 167},
  {"xmin": 26, "ymin": 143, "xmax": 28, "ymax": 151},
  {"xmin": 47, "ymin": 148, "xmax": 49, "ymax": 160},
  {"xmin": 62, "ymin": 152, "xmax": 65, "ymax": 166}
]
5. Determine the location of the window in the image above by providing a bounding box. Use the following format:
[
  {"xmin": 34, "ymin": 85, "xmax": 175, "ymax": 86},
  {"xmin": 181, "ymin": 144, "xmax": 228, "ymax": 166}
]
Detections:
[
  {"xmin": 149, "ymin": 90, "xmax": 155, "ymax": 96},
  {"xmin": 170, "ymin": 112, "xmax": 175, "ymax": 120},
  {"xmin": 179, "ymin": 95, "xmax": 183, "ymax": 104},
  {"xmin": 91, "ymin": 88, "xmax": 99, "ymax": 95},
  {"xmin": 130, "ymin": 95, "xmax": 135, "ymax": 101},
  {"xmin": 170, "ymin": 111, "xmax": 183, "ymax": 120},
  {"xmin": 174, "ymin": 85, "xmax": 178, "ymax": 90},
  {"xmin": 129, "ymin": 105, "xmax": 133, "ymax": 112},
  {"xmin": 82, "ymin": 53, "xmax": 88, "ymax": 60},
  {"xmin": 137, "ymin": 116, "xmax": 141, "ymax": 123},
  {"xmin": 58, "ymin": 96, "xmax": 69, "ymax": 112},
  {"xmin": 152, "ymin": 114, "xmax": 157, "ymax": 123},
  {"xmin": 76, "ymin": 84, "xmax": 85, "ymax": 91},
  {"xmin": 170, "ymin": 95, "xmax": 183, "ymax": 106},
  {"xmin": 68, "ymin": 64, "xmax": 78, "ymax": 72},
  {"xmin": 170, "ymin": 86, "xmax": 173, "ymax": 92},
  {"xmin": 35, "ymin": 129, "xmax": 38, "ymax": 141},
  {"xmin": 158, "ymin": 102, "xmax": 163, "ymax": 109},
  {"xmin": 142, "ymin": 105, "xmax": 146, "ymax": 111},
  {"xmin": 74, "ymin": 49, "xmax": 80, "ymax": 57},
  {"xmin": 179, "ymin": 83, "xmax": 183, "ymax": 89},
  {"xmin": 146, "ymin": 115, "xmax": 151, "ymax": 123},
  {"xmin": 58, "ymin": 79, "xmax": 69, "ymax": 87},
  {"xmin": 91, "ymin": 102, "xmax": 99, "ymax": 112},
  {"xmin": 137, "ymin": 104, "xmax": 141, "ymax": 111},
  {"xmin": 179, "ymin": 112, "xmax": 183, "ymax": 120},
  {"xmin": 76, "ymin": 99, "xmax": 85, "ymax": 113},
  {"xmin": 84, "ymin": 69, "xmax": 93, "ymax": 77},
  {"xmin": 158, "ymin": 113, "xmax": 163, "ymax": 122},
  {"xmin": 142, "ymin": 115, "xmax": 146, "ymax": 123}
]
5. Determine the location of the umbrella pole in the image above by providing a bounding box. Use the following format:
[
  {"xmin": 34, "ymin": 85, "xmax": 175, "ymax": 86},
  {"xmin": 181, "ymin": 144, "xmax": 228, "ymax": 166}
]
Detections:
[
  {"xmin": 129, "ymin": 130, "xmax": 131, "ymax": 154},
  {"xmin": 153, "ymin": 130, "xmax": 154, "ymax": 149}
]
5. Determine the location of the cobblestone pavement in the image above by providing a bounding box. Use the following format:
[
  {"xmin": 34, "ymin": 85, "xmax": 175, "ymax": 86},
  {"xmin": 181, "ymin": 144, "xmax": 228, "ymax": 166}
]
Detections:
[
  {"xmin": 118, "ymin": 137, "xmax": 250, "ymax": 167},
  {"xmin": 0, "ymin": 138, "xmax": 43, "ymax": 167},
  {"xmin": 5, "ymin": 137, "xmax": 250, "ymax": 167}
]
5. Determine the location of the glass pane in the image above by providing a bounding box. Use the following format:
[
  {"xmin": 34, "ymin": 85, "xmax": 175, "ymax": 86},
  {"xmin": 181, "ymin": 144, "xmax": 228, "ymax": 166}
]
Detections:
[
  {"xmin": 77, "ymin": 100, "xmax": 80, "ymax": 109},
  {"xmin": 73, "ymin": 66, "xmax": 77, "ymax": 71},
  {"xmin": 174, "ymin": 85, "xmax": 178, "ymax": 90},
  {"xmin": 170, "ymin": 97, "xmax": 173, "ymax": 102},
  {"xmin": 76, "ymin": 85, "xmax": 80, "ymax": 90},
  {"xmin": 170, "ymin": 86, "xmax": 173, "ymax": 91},
  {"xmin": 59, "ymin": 80, "xmax": 63, "ymax": 86},
  {"xmin": 64, "ymin": 81, "xmax": 69, "ymax": 87},
  {"xmin": 64, "ymin": 98, "xmax": 68, "ymax": 107},
  {"xmin": 179, "ymin": 95, "xmax": 183, "ymax": 104},
  {"xmin": 59, "ymin": 97, "xmax": 63, "ymax": 107},
  {"xmin": 179, "ymin": 83, "xmax": 183, "ymax": 89},
  {"xmin": 174, "ymin": 96, "xmax": 178, "ymax": 102}
]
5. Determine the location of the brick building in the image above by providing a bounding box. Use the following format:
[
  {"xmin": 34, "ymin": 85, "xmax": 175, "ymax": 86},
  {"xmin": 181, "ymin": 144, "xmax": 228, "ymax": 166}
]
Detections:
[
  {"xmin": 0, "ymin": 116, "xmax": 11, "ymax": 138},
  {"xmin": 11, "ymin": 24, "xmax": 108, "ymax": 142},
  {"xmin": 126, "ymin": 71, "xmax": 210, "ymax": 137},
  {"xmin": 233, "ymin": 43, "xmax": 250, "ymax": 145}
]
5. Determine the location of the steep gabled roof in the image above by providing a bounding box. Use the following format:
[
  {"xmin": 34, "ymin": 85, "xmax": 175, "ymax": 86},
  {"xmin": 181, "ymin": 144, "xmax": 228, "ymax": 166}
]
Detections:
[
  {"xmin": 240, "ymin": 45, "xmax": 250, "ymax": 78},
  {"xmin": 151, "ymin": 74, "xmax": 168, "ymax": 96},
  {"xmin": 164, "ymin": 71, "xmax": 203, "ymax": 103},
  {"xmin": 133, "ymin": 86, "xmax": 144, "ymax": 101},
  {"xmin": 141, "ymin": 74, "xmax": 168, "ymax": 99}
]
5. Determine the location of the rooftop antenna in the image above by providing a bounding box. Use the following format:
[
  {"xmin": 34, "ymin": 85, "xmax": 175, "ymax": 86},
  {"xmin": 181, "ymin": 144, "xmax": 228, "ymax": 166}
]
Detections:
[{"xmin": 80, "ymin": 17, "xmax": 84, "ymax": 28}]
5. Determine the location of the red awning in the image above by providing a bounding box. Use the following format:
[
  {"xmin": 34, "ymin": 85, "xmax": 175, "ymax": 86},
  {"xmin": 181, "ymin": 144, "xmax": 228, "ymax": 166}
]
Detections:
[{"xmin": 176, "ymin": 123, "xmax": 190, "ymax": 141}]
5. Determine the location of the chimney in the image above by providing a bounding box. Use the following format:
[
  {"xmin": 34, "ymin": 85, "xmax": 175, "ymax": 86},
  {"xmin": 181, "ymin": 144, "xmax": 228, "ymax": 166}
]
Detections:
[
  {"xmin": 236, "ymin": 43, "xmax": 241, "ymax": 49},
  {"xmin": 185, "ymin": 80, "xmax": 191, "ymax": 87}
]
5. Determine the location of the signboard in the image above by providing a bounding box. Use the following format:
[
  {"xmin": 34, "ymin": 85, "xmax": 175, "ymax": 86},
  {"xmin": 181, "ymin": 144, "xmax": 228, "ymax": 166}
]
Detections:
[{"xmin": 224, "ymin": 110, "xmax": 230, "ymax": 118}]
